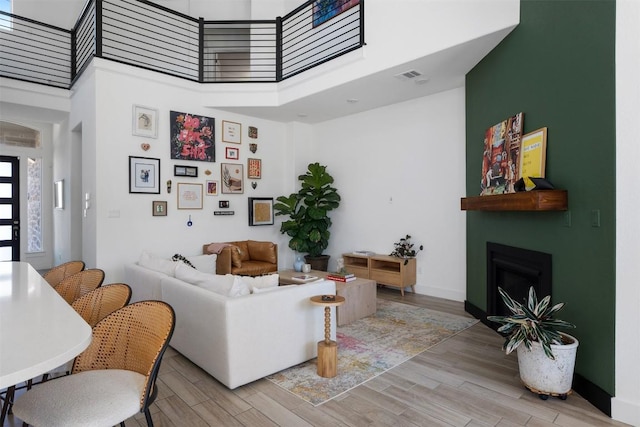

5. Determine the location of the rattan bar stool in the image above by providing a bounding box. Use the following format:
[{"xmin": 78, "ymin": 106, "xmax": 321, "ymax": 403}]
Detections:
[
  {"xmin": 53, "ymin": 268, "xmax": 105, "ymax": 304},
  {"xmin": 13, "ymin": 300, "xmax": 175, "ymax": 427},
  {"xmin": 42, "ymin": 260, "xmax": 85, "ymax": 287}
]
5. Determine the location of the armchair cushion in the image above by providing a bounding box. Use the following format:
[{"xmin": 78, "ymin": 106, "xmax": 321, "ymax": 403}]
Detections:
[{"xmin": 248, "ymin": 240, "xmax": 277, "ymax": 264}]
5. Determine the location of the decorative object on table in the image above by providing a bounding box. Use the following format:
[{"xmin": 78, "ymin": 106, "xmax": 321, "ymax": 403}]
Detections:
[
  {"xmin": 251, "ymin": 181, "xmax": 257, "ymax": 189},
  {"xmin": 487, "ymin": 286, "xmax": 578, "ymax": 400},
  {"xmin": 170, "ymin": 111, "xmax": 215, "ymax": 162},
  {"xmin": 247, "ymin": 158, "xmax": 261, "ymax": 179},
  {"xmin": 222, "ymin": 120, "xmax": 241, "ymax": 144},
  {"xmin": 166, "ymin": 179, "xmax": 172, "ymax": 193},
  {"xmin": 291, "ymin": 273, "xmax": 318, "ymax": 282},
  {"xmin": 336, "ymin": 257, "xmax": 344, "ymax": 272},
  {"xmin": 219, "ymin": 200, "xmax": 229, "ymax": 208},
  {"xmin": 140, "ymin": 143, "xmax": 150, "ymax": 151},
  {"xmin": 294, "ymin": 253, "xmax": 305, "ymax": 272},
  {"xmin": 274, "ymin": 162, "xmax": 341, "ymax": 271},
  {"xmin": 519, "ymin": 127, "xmax": 548, "ymax": 190},
  {"xmin": 54, "ymin": 180, "xmax": 64, "ymax": 209},
  {"xmin": 390, "ymin": 234, "xmax": 423, "ymax": 265},
  {"xmin": 132, "ymin": 105, "xmax": 158, "ymax": 138},
  {"xmin": 312, "ymin": 0, "xmax": 360, "ymax": 28},
  {"xmin": 177, "ymin": 183, "xmax": 203, "ymax": 209},
  {"xmin": 225, "ymin": 147, "xmax": 239, "ymax": 160},
  {"xmin": 129, "ymin": 156, "xmax": 160, "ymax": 194},
  {"xmin": 302, "ymin": 263, "xmax": 312, "ymax": 273},
  {"xmin": 480, "ymin": 112, "xmax": 523, "ymax": 196},
  {"xmin": 267, "ymin": 298, "xmax": 478, "ymax": 405},
  {"xmin": 152, "ymin": 201, "xmax": 167, "ymax": 216},
  {"xmin": 248, "ymin": 126, "xmax": 258, "ymax": 139},
  {"xmin": 174, "ymin": 164, "xmax": 198, "ymax": 177},
  {"xmin": 248, "ymin": 197, "xmax": 274, "ymax": 226},
  {"xmin": 206, "ymin": 180, "xmax": 218, "ymax": 196},
  {"xmin": 249, "ymin": 143, "xmax": 258, "ymax": 153},
  {"xmin": 221, "ymin": 163, "xmax": 243, "ymax": 194}
]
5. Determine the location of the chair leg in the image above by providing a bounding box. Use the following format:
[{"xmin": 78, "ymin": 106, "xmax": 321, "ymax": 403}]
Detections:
[
  {"xmin": 144, "ymin": 407, "xmax": 154, "ymax": 427},
  {"xmin": 0, "ymin": 385, "xmax": 15, "ymax": 425}
]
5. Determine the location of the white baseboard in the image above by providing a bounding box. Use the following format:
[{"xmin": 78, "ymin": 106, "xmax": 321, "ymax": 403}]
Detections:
[
  {"xmin": 612, "ymin": 397, "xmax": 640, "ymax": 426},
  {"xmin": 413, "ymin": 284, "xmax": 465, "ymax": 302}
]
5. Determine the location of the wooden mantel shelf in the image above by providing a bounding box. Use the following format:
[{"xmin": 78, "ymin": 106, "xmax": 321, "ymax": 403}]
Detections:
[{"xmin": 461, "ymin": 190, "xmax": 568, "ymax": 211}]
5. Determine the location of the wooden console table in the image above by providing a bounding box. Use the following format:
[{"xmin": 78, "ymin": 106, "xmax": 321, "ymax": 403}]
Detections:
[{"xmin": 342, "ymin": 253, "xmax": 417, "ymax": 296}]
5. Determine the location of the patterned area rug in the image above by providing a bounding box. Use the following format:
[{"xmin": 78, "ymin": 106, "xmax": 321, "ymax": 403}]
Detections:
[{"xmin": 266, "ymin": 299, "xmax": 478, "ymax": 406}]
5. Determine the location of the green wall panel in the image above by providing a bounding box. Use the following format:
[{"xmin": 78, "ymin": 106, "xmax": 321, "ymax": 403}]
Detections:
[{"xmin": 465, "ymin": 0, "xmax": 615, "ymax": 394}]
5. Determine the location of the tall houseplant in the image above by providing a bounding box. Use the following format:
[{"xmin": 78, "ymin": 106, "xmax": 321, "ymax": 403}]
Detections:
[
  {"xmin": 274, "ymin": 162, "xmax": 341, "ymax": 271},
  {"xmin": 487, "ymin": 286, "xmax": 578, "ymax": 400}
]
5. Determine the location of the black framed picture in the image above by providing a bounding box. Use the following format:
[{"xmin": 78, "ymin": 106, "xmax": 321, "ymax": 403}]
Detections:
[
  {"xmin": 248, "ymin": 197, "xmax": 274, "ymax": 226},
  {"xmin": 174, "ymin": 165, "xmax": 198, "ymax": 177},
  {"xmin": 129, "ymin": 156, "xmax": 160, "ymax": 194}
]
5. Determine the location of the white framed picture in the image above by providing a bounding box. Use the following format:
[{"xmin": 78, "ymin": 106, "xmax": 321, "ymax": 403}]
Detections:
[
  {"xmin": 222, "ymin": 120, "xmax": 241, "ymax": 144},
  {"xmin": 177, "ymin": 183, "xmax": 203, "ymax": 209},
  {"xmin": 132, "ymin": 105, "xmax": 158, "ymax": 138}
]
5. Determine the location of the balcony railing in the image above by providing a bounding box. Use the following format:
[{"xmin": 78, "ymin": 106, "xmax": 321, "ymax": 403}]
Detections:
[{"xmin": 0, "ymin": 0, "xmax": 364, "ymax": 89}]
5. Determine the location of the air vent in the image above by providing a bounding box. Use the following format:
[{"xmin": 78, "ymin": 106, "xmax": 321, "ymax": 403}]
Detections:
[{"xmin": 394, "ymin": 69, "xmax": 423, "ymax": 81}]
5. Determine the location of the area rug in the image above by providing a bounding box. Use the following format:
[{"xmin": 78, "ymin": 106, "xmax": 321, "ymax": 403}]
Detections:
[{"xmin": 266, "ymin": 299, "xmax": 478, "ymax": 406}]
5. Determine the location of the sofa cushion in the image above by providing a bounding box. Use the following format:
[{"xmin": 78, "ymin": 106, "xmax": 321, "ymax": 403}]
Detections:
[
  {"xmin": 252, "ymin": 284, "xmax": 294, "ymax": 294},
  {"xmin": 228, "ymin": 276, "xmax": 251, "ymax": 297},
  {"xmin": 231, "ymin": 261, "xmax": 277, "ymax": 276},
  {"xmin": 247, "ymin": 240, "xmax": 277, "ymax": 264},
  {"xmin": 232, "ymin": 241, "xmax": 251, "ymax": 262},
  {"xmin": 240, "ymin": 274, "xmax": 279, "ymax": 293},
  {"xmin": 139, "ymin": 251, "xmax": 177, "ymax": 276},
  {"xmin": 229, "ymin": 246, "xmax": 243, "ymax": 268},
  {"xmin": 175, "ymin": 262, "xmax": 235, "ymax": 296},
  {"xmin": 186, "ymin": 254, "xmax": 217, "ymax": 274}
]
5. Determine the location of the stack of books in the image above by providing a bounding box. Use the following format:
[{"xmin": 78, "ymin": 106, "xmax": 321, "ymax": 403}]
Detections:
[{"xmin": 326, "ymin": 272, "xmax": 356, "ymax": 282}]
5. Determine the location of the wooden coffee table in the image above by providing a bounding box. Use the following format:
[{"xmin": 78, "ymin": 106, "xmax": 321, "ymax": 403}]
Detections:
[{"xmin": 279, "ymin": 270, "xmax": 376, "ymax": 326}]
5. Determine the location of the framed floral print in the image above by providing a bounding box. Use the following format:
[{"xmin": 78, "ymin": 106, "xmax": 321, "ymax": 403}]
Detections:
[{"xmin": 170, "ymin": 111, "xmax": 215, "ymax": 162}]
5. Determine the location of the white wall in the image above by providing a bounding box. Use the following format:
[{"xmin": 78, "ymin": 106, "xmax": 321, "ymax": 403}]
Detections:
[
  {"xmin": 307, "ymin": 88, "xmax": 467, "ymax": 301},
  {"xmin": 613, "ymin": 1, "xmax": 640, "ymax": 425}
]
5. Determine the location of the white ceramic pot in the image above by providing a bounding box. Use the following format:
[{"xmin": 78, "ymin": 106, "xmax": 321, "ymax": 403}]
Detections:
[{"xmin": 516, "ymin": 333, "xmax": 579, "ymax": 396}]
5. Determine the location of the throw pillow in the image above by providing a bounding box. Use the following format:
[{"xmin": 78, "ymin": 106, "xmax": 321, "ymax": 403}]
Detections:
[
  {"xmin": 186, "ymin": 254, "xmax": 217, "ymax": 274},
  {"xmin": 241, "ymin": 274, "xmax": 279, "ymax": 292},
  {"xmin": 228, "ymin": 276, "xmax": 251, "ymax": 297},
  {"xmin": 230, "ymin": 245, "xmax": 243, "ymax": 268},
  {"xmin": 138, "ymin": 251, "xmax": 178, "ymax": 277},
  {"xmin": 175, "ymin": 264, "xmax": 235, "ymax": 296},
  {"xmin": 252, "ymin": 284, "xmax": 293, "ymax": 294},
  {"xmin": 172, "ymin": 254, "xmax": 195, "ymax": 269}
]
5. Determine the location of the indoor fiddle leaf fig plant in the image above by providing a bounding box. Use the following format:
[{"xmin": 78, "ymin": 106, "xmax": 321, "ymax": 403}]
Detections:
[
  {"xmin": 274, "ymin": 163, "xmax": 341, "ymax": 264},
  {"xmin": 488, "ymin": 286, "xmax": 575, "ymax": 359}
]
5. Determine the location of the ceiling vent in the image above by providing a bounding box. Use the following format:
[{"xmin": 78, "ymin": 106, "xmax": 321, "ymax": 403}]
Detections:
[{"xmin": 394, "ymin": 69, "xmax": 423, "ymax": 81}]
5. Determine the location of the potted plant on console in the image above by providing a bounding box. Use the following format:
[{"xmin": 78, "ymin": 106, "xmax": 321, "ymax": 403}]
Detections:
[
  {"xmin": 488, "ymin": 286, "xmax": 578, "ymax": 400},
  {"xmin": 274, "ymin": 162, "xmax": 341, "ymax": 271}
]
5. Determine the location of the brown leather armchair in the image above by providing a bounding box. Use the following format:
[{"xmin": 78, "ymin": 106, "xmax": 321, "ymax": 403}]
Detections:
[{"xmin": 203, "ymin": 240, "xmax": 278, "ymax": 276}]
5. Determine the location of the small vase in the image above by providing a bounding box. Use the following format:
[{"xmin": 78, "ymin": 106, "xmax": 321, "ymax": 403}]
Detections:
[{"xmin": 294, "ymin": 254, "xmax": 304, "ymax": 272}]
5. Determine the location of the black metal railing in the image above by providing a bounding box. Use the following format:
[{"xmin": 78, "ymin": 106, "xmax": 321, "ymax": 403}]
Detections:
[{"xmin": 0, "ymin": 0, "xmax": 364, "ymax": 89}]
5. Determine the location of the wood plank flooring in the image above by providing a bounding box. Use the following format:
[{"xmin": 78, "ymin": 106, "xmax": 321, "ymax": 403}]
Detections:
[{"xmin": 4, "ymin": 287, "xmax": 630, "ymax": 426}]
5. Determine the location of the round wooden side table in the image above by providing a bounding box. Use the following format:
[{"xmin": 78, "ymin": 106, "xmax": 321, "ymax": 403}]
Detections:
[{"xmin": 310, "ymin": 295, "xmax": 345, "ymax": 378}]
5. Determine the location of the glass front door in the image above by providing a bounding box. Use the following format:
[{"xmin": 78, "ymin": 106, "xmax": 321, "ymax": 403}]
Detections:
[{"xmin": 0, "ymin": 156, "xmax": 20, "ymax": 261}]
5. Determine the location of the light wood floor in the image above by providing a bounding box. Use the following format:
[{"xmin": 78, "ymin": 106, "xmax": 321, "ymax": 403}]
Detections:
[{"xmin": 4, "ymin": 287, "xmax": 630, "ymax": 427}]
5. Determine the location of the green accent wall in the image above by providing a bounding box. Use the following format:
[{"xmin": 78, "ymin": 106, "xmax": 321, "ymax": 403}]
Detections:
[{"xmin": 465, "ymin": 0, "xmax": 616, "ymax": 394}]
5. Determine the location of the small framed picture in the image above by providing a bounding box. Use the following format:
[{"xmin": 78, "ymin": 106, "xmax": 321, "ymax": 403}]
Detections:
[
  {"xmin": 222, "ymin": 120, "xmax": 241, "ymax": 144},
  {"xmin": 152, "ymin": 201, "xmax": 167, "ymax": 216},
  {"xmin": 225, "ymin": 147, "xmax": 239, "ymax": 160},
  {"xmin": 206, "ymin": 180, "xmax": 218, "ymax": 196},
  {"xmin": 132, "ymin": 105, "xmax": 158, "ymax": 138},
  {"xmin": 219, "ymin": 200, "xmax": 229, "ymax": 208},
  {"xmin": 129, "ymin": 156, "xmax": 160, "ymax": 194},
  {"xmin": 247, "ymin": 158, "xmax": 261, "ymax": 179},
  {"xmin": 221, "ymin": 163, "xmax": 243, "ymax": 194},
  {"xmin": 177, "ymin": 183, "xmax": 203, "ymax": 209},
  {"xmin": 248, "ymin": 197, "xmax": 274, "ymax": 226},
  {"xmin": 519, "ymin": 127, "xmax": 548, "ymax": 190},
  {"xmin": 248, "ymin": 126, "xmax": 258, "ymax": 139},
  {"xmin": 174, "ymin": 165, "xmax": 198, "ymax": 177}
]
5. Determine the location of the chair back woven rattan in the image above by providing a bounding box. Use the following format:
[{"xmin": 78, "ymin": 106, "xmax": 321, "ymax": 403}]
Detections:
[
  {"xmin": 54, "ymin": 268, "xmax": 105, "ymax": 304},
  {"xmin": 70, "ymin": 283, "xmax": 132, "ymax": 327},
  {"xmin": 42, "ymin": 260, "xmax": 85, "ymax": 287},
  {"xmin": 72, "ymin": 300, "xmax": 175, "ymax": 417}
]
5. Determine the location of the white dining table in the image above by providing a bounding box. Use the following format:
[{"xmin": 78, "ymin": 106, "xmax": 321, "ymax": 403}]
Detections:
[{"xmin": 0, "ymin": 261, "xmax": 92, "ymax": 390}]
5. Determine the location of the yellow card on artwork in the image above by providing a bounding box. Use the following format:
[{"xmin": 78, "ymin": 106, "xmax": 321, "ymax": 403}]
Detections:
[{"xmin": 519, "ymin": 127, "xmax": 547, "ymax": 190}]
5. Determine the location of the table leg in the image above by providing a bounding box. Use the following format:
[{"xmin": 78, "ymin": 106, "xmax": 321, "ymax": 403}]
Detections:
[
  {"xmin": 317, "ymin": 306, "xmax": 338, "ymax": 378},
  {"xmin": 0, "ymin": 385, "xmax": 15, "ymax": 425}
]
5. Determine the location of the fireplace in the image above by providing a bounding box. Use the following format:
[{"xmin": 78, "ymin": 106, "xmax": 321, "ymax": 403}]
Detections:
[{"xmin": 486, "ymin": 242, "xmax": 552, "ymax": 322}]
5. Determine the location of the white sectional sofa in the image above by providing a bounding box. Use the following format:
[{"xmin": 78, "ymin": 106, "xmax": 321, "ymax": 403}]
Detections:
[{"xmin": 124, "ymin": 261, "xmax": 337, "ymax": 389}]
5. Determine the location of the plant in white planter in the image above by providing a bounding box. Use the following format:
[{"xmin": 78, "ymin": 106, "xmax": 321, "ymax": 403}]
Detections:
[{"xmin": 487, "ymin": 286, "xmax": 578, "ymax": 400}]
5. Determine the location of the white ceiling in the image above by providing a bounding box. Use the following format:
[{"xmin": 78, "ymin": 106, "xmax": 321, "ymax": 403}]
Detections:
[{"xmin": 217, "ymin": 28, "xmax": 515, "ymax": 124}]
